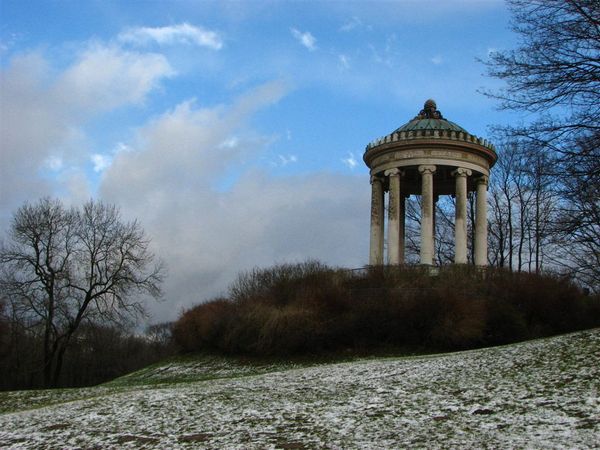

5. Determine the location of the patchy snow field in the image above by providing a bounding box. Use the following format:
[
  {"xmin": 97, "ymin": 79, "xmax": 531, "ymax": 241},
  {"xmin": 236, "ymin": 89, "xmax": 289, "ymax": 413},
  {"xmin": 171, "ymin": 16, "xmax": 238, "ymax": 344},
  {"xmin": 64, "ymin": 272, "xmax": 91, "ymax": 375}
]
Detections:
[{"xmin": 1, "ymin": 329, "xmax": 599, "ymax": 449}]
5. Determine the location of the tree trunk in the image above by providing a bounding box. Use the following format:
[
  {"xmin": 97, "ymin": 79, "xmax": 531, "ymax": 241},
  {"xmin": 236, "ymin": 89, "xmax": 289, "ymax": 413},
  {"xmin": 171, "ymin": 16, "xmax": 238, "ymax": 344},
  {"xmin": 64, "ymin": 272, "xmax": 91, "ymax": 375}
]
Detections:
[
  {"xmin": 469, "ymin": 193, "xmax": 476, "ymax": 263},
  {"xmin": 535, "ymin": 197, "xmax": 541, "ymax": 274},
  {"xmin": 43, "ymin": 288, "xmax": 55, "ymax": 388},
  {"xmin": 506, "ymin": 189, "xmax": 514, "ymax": 270},
  {"xmin": 52, "ymin": 341, "xmax": 69, "ymax": 388}
]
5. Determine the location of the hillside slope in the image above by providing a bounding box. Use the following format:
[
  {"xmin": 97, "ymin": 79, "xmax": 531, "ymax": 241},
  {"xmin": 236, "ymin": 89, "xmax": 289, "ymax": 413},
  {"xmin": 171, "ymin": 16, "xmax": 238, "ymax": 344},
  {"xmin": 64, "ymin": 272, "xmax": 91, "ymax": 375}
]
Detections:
[{"xmin": 1, "ymin": 329, "xmax": 599, "ymax": 449}]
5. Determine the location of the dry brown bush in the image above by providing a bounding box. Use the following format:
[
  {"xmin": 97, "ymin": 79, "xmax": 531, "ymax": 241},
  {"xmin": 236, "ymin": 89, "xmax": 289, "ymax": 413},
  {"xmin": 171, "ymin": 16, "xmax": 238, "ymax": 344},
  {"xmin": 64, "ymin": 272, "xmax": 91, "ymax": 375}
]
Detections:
[
  {"xmin": 172, "ymin": 298, "xmax": 232, "ymax": 352},
  {"xmin": 173, "ymin": 262, "xmax": 600, "ymax": 357}
]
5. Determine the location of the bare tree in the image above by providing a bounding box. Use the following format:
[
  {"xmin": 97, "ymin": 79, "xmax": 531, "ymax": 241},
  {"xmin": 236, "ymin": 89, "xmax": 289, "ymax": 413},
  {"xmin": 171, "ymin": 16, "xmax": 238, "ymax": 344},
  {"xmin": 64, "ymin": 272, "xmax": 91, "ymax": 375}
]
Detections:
[
  {"xmin": 0, "ymin": 198, "xmax": 164, "ymax": 387},
  {"xmin": 488, "ymin": 187, "xmax": 509, "ymax": 267},
  {"xmin": 434, "ymin": 197, "xmax": 456, "ymax": 266},
  {"xmin": 483, "ymin": 0, "xmax": 599, "ymax": 289},
  {"xmin": 487, "ymin": 140, "xmax": 561, "ymax": 273},
  {"xmin": 488, "ymin": 147, "xmax": 525, "ymax": 270},
  {"xmin": 488, "ymin": 143, "xmax": 519, "ymax": 268},
  {"xmin": 524, "ymin": 150, "xmax": 558, "ymax": 273},
  {"xmin": 483, "ymin": 0, "xmax": 600, "ymax": 150},
  {"xmin": 403, "ymin": 197, "xmax": 422, "ymax": 264},
  {"xmin": 554, "ymin": 133, "xmax": 600, "ymax": 291}
]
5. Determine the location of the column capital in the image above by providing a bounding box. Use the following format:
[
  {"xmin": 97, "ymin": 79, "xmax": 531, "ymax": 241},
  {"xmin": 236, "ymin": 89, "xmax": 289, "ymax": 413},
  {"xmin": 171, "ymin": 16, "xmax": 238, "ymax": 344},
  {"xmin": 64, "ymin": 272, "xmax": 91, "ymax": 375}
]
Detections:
[
  {"xmin": 452, "ymin": 167, "xmax": 472, "ymax": 178},
  {"xmin": 370, "ymin": 174, "xmax": 384, "ymax": 185},
  {"xmin": 384, "ymin": 167, "xmax": 403, "ymax": 177},
  {"xmin": 475, "ymin": 175, "xmax": 489, "ymax": 186},
  {"xmin": 418, "ymin": 165, "xmax": 437, "ymax": 175}
]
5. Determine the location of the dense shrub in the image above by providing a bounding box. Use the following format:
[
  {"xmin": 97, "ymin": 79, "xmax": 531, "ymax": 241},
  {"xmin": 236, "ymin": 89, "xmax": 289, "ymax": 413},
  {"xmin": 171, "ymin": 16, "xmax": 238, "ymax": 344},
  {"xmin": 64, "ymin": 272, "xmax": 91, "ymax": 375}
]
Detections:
[
  {"xmin": 173, "ymin": 262, "xmax": 600, "ymax": 357},
  {"xmin": 173, "ymin": 298, "xmax": 232, "ymax": 352}
]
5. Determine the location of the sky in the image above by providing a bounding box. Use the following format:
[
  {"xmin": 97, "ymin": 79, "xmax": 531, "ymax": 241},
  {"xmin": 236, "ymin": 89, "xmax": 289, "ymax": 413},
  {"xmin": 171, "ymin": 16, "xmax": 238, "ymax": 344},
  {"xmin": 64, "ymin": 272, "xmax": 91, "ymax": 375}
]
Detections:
[{"xmin": 0, "ymin": 0, "xmax": 520, "ymax": 323}]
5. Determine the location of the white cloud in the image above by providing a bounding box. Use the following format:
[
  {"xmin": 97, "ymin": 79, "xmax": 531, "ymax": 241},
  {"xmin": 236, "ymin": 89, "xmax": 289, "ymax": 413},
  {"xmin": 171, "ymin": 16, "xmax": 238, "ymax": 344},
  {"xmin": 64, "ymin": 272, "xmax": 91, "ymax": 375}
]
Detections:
[
  {"xmin": 342, "ymin": 153, "xmax": 358, "ymax": 169},
  {"xmin": 45, "ymin": 155, "xmax": 64, "ymax": 172},
  {"xmin": 118, "ymin": 23, "xmax": 223, "ymax": 50},
  {"xmin": 91, "ymin": 154, "xmax": 112, "ymax": 172},
  {"xmin": 430, "ymin": 55, "xmax": 443, "ymax": 65},
  {"xmin": 101, "ymin": 81, "xmax": 289, "ymax": 202},
  {"xmin": 339, "ymin": 54, "xmax": 350, "ymax": 70},
  {"xmin": 219, "ymin": 137, "xmax": 239, "ymax": 149},
  {"xmin": 291, "ymin": 28, "xmax": 317, "ymax": 51},
  {"xmin": 112, "ymin": 142, "xmax": 133, "ymax": 154},
  {"xmin": 58, "ymin": 45, "xmax": 174, "ymax": 112},
  {"xmin": 340, "ymin": 16, "xmax": 362, "ymax": 32},
  {"xmin": 369, "ymin": 44, "xmax": 394, "ymax": 68},
  {"xmin": 277, "ymin": 154, "xmax": 298, "ymax": 166}
]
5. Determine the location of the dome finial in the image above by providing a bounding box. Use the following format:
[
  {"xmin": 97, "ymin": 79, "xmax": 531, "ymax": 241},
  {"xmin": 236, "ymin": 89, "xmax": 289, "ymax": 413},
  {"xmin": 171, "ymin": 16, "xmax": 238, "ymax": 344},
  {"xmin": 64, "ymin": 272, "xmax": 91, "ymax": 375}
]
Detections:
[{"xmin": 416, "ymin": 99, "xmax": 443, "ymax": 119}]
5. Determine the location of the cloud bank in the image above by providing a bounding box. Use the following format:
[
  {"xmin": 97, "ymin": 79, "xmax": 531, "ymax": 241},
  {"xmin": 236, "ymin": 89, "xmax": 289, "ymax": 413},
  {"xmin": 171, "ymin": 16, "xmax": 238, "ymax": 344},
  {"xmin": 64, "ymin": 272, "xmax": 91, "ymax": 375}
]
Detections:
[
  {"xmin": 0, "ymin": 45, "xmax": 173, "ymax": 223},
  {"xmin": 99, "ymin": 82, "xmax": 368, "ymax": 321}
]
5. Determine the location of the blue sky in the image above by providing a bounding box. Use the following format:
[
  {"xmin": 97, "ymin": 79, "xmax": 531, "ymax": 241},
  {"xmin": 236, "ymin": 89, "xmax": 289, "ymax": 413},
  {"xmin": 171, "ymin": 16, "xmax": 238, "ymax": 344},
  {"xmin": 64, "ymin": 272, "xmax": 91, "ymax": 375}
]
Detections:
[{"xmin": 1, "ymin": 0, "xmax": 520, "ymax": 322}]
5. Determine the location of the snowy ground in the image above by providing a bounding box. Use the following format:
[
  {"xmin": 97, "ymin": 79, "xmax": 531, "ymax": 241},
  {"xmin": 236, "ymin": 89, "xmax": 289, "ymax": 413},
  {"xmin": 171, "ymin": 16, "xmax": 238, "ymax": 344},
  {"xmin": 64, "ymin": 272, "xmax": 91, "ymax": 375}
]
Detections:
[{"xmin": 1, "ymin": 329, "xmax": 599, "ymax": 449}]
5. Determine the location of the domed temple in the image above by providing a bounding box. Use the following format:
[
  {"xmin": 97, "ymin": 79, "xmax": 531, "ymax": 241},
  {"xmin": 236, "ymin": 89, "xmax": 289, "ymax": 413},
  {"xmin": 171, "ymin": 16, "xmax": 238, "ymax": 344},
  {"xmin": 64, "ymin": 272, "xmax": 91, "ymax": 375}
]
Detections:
[{"xmin": 363, "ymin": 100, "xmax": 497, "ymax": 266}]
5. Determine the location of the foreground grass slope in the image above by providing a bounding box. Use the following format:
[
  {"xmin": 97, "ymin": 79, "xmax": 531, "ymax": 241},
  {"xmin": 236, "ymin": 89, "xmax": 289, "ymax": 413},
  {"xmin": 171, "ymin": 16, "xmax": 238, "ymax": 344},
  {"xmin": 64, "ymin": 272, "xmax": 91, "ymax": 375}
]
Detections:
[{"xmin": 1, "ymin": 329, "xmax": 599, "ymax": 449}]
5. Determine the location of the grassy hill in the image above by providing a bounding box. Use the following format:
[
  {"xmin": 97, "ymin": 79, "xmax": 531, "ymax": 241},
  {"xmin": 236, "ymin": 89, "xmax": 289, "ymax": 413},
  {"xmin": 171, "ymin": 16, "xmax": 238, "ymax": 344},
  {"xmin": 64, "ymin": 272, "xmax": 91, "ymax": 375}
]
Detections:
[{"xmin": 1, "ymin": 329, "xmax": 599, "ymax": 449}]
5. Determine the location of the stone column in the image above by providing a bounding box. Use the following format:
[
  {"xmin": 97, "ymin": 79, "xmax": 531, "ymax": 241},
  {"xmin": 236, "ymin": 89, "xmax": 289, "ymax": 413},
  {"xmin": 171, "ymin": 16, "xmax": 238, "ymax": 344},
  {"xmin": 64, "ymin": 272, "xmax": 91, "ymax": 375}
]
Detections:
[
  {"xmin": 385, "ymin": 168, "xmax": 402, "ymax": 265},
  {"xmin": 419, "ymin": 165, "xmax": 436, "ymax": 265},
  {"xmin": 369, "ymin": 175, "xmax": 385, "ymax": 266},
  {"xmin": 474, "ymin": 175, "xmax": 489, "ymax": 266},
  {"xmin": 433, "ymin": 195, "xmax": 439, "ymax": 263},
  {"xmin": 452, "ymin": 168, "xmax": 472, "ymax": 264}
]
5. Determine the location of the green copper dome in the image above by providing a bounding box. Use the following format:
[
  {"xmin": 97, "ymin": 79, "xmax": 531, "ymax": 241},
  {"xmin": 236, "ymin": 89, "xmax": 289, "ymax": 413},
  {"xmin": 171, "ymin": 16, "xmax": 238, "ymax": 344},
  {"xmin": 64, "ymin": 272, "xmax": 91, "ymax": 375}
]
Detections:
[{"xmin": 394, "ymin": 99, "xmax": 467, "ymax": 133}]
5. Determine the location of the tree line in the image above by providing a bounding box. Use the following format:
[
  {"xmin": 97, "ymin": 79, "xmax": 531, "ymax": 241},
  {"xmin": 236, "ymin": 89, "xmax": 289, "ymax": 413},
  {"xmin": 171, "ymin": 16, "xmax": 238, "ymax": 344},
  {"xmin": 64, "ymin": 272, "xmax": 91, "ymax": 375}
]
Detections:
[{"xmin": 0, "ymin": 317, "xmax": 174, "ymax": 390}]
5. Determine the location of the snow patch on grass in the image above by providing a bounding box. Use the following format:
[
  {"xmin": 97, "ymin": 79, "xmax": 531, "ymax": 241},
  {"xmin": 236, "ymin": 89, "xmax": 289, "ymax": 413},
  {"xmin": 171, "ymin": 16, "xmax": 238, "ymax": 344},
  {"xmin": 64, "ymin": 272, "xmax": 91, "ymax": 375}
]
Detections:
[
  {"xmin": 1, "ymin": 330, "xmax": 599, "ymax": 448},
  {"xmin": 107, "ymin": 355, "xmax": 303, "ymax": 387}
]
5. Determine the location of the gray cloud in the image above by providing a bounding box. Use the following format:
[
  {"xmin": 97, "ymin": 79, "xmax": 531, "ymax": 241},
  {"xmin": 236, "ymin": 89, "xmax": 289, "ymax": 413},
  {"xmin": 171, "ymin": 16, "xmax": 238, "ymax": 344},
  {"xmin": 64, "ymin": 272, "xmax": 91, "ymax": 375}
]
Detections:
[
  {"xmin": 99, "ymin": 83, "xmax": 368, "ymax": 322},
  {"xmin": 120, "ymin": 171, "xmax": 369, "ymax": 323}
]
